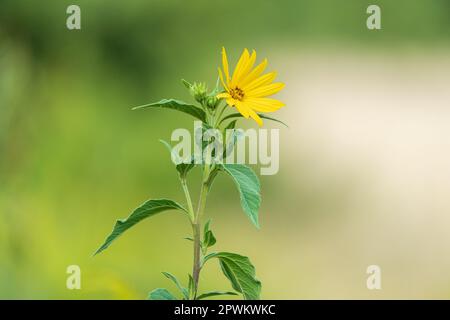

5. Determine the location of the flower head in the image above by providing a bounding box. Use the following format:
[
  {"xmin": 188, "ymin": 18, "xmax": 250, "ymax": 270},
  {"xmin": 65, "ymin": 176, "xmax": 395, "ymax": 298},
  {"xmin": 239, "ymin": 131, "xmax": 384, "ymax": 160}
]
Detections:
[
  {"xmin": 217, "ymin": 47, "xmax": 285, "ymax": 126},
  {"xmin": 190, "ymin": 82, "xmax": 208, "ymax": 104}
]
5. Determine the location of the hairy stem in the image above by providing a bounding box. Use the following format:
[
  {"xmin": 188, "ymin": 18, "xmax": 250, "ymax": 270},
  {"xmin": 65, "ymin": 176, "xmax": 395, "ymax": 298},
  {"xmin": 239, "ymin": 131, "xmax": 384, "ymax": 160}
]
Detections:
[
  {"xmin": 214, "ymin": 102, "xmax": 227, "ymax": 127},
  {"xmin": 192, "ymin": 164, "xmax": 210, "ymax": 299},
  {"xmin": 180, "ymin": 178, "xmax": 195, "ymax": 222},
  {"xmin": 191, "ymin": 221, "xmax": 201, "ymax": 298}
]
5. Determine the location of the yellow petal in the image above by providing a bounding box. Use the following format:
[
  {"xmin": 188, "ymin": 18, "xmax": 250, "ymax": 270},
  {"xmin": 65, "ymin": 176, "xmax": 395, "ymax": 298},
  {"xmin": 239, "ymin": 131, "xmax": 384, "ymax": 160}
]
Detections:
[
  {"xmin": 217, "ymin": 92, "xmax": 230, "ymax": 99},
  {"xmin": 226, "ymin": 98, "xmax": 237, "ymax": 107},
  {"xmin": 246, "ymin": 107, "xmax": 263, "ymax": 126},
  {"xmin": 246, "ymin": 82, "xmax": 285, "ymax": 98},
  {"xmin": 234, "ymin": 100, "xmax": 250, "ymax": 118},
  {"xmin": 243, "ymin": 72, "xmax": 277, "ymax": 92},
  {"xmin": 243, "ymin": 98, "xmax": 284, "ymax": 112},
  {"xmin": 239, "ymin": 58, "xmax": 268, "ymax": 88},
  {"xmin": 221, "ymin": 47, "xmax": 230, "ymax": 84},
  {"xmin": 235, "ymin": 50, "xmax": 256, "ymax": 85},
  {"xmin": 231, "ymin": 49, "xmax": 250, "ymax": 86},
  {"xmin": 244, "ymin": 102, "xmax": 275, "ymax": 112},
  {"xmin": 218, "ymin": 67, "xmax": 228, "ymax": 90}
]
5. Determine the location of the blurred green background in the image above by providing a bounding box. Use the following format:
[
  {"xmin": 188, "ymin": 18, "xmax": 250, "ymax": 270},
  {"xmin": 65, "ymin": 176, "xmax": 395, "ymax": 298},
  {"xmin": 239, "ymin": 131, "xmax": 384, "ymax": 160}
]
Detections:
[{"xmin": 1, "ymin": 0, "xmax": 450, "ymax": 299}]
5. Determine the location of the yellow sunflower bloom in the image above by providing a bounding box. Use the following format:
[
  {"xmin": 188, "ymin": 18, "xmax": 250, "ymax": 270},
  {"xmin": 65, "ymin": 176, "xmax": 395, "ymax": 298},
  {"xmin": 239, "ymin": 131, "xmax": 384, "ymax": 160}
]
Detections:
[{"xmin": 217, "ymin": 47, "xmax": 285, "ymax": 126}]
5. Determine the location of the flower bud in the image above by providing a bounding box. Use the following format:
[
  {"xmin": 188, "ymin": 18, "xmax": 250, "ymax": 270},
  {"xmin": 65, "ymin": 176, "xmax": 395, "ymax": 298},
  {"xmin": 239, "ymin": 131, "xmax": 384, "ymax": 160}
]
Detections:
[
  {"xmin": 190, "ymin": 82, "xmax": 208, "ymax": 104},
  {"xmin": 206, "ymin": 95, "xmax": 219, "ymax": 110}
]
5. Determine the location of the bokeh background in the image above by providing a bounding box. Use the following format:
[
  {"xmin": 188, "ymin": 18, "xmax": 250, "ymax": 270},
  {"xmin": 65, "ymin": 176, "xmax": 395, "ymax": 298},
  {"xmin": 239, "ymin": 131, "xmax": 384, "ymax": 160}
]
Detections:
[{"xmin": 1, "ymin": 0, "xmax": 450, "ymax": 299}]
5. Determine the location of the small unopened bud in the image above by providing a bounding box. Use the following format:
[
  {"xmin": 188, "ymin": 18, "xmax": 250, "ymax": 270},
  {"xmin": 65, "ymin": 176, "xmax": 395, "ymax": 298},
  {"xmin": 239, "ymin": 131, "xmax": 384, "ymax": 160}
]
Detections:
[
  {"xmin": 190, "ymin": 82, "xmax": 208, "ymax": 104},
  {"xmin": 206, "ymin": 95, "xmax": 219, "ymax": 110}
]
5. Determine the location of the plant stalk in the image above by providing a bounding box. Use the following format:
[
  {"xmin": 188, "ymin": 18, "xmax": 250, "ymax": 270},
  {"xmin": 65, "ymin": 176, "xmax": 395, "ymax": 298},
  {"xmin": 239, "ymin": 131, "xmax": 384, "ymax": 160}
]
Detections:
[
  {"xmin": 180, "ymin": 178, "xmax": 195, "ymax": 222},
  {"xmin": 191, "ymin": 104, "xmax": 220, "ymax": 299},
  {"xmin": 191, "ymin": 164, "xmax": 210, "ymax": 299}
]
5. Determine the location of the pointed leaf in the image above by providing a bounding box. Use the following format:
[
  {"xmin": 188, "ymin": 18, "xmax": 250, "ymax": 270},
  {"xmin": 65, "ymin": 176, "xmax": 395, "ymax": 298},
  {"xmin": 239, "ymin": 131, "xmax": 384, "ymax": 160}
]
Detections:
[
  {"xmin": 223, "ymin": 128, "xmax": 244, "ymax": 159},
  {"xmin": 181, "ymin": 79, "xmax": 192, "ymax": 89},
  {"xmin": 222, "ymin": 164, "xmax": 261, "ymax": 228},
  {"xmin": 204, "ymin": 219, "xmax": 212, "ymax": 234},
  {"xmin": 132, "ymin": 99, "xmax": 206, "ymax": 122},
  {"xmin": 205, "ymin": 252, "xmax": 261, "ymax": 300},
  {"xmin": 204, "ymin": 231, "xmax": 216, "ymax": 249},
  {"xmin": 159, "ymin": 139, "xmax": 195, "ymax": 178},
  {"xmin": 225, "ymin": 120, "xmax": 237, "ymax": 130},
  {"xmin": 195, "ymin": 122, "xmax": 215, "ymax": 157},
  {"xmin": 148, "ymin": 288, "xmax": 177, "ymax": 300},
  {"xmin": 196, "ymin": 291, "xmax": 238, "ymax": 300},
  {"xmin": 219, "ymin": 112, "xmax": 288, "ymax": 127},
  {"xmin": 188, "ymin": 274, "xmax": 195, "ymax": 299},
  {"xmin": 210, "ymin": 76, "xmax": 221, "ymax": 96},
  {"xmin": 162, "ymin": 272, "xmax": 189, "ymax": 300},
  {"xmin": 95, "ymin": 199, "xmax": 187, "ymax": 255},
  {"xmin": 202, "ymin": 220, "xmax": 216, "ymax": 251}
]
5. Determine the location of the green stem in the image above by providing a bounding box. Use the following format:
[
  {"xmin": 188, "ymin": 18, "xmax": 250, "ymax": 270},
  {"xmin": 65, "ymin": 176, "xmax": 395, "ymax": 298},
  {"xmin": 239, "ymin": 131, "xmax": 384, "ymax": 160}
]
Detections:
[
  {"xmin": 180, "ymin": 178, "xmax": 195, "ymax": 222},
  {"xmin": 190, "ymin": 101, "xmax": 218, "ymax": 299},
  {"xmin": 214, "ymin": 102, "xmax": 227, "ymax": 128},
  {"xmin": 191, "ymin": 221, "xmax": 201, "ymax": 298},
  {"xmin": 192, "ymin": 164, "xmax": 210, "ymax": 299}
]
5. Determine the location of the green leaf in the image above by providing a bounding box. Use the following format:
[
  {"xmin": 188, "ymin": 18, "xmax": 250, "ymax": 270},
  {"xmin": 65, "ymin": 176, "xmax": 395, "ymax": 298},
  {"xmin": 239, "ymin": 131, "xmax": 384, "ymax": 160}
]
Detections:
[
  {"xmin": 159, "ymin": 139, "xmax": 195, "ymax": 178},
  {"xmin": 132, "ymin": 99, "xmax": 206, "ymax": 122},
  {"xmin": 223, "ymin": 120, "xmax": 238, "ymax": 158},
  {"xmin": 188, "ymin": 274, "xmax": 194, "ymax": 299},
  {"xmin": 223, "ymin": 127, "xmax": 243, "ymax": 159},
  {"xmin": 148, "ymin": 288, "xmax": 177, "ymax": 300},
  {"xmin": 196, "ymin": 291, "xmax": 238, "ymax": 300},
  {"xmin": 195, "ymin": 122, "xmax": 215, "ymax": 157},
  {"xmin": 162, "ymin": 272, "xmax": 189, "ymax": 300},
  {"xmin": 181, "ymin": 79, "xmax": 192, "ymax": 89},
  {"xmin": 219, "ymin": 112, "xmax": 288, "ymax": 127},
  {"xmin": 176, "ymin": 161, "xmax": 195, "ymax": 178},
  {"xmin": 210, "ymin": 76, "xmax": 221, "ymax": 96},
  {"xmin": 204, "ymin": 219, "xmax": 212, "ymax": 234},
  {"xmin": 225, "ymin": 119, "xmax": 237, "ymax": 130},
  {"xmin": 94, "ymin": 199, "xmax": 187, "ymax": 255},
  {"xmin": 204, "ymin": 231, "xmax": 216, "ymax": 248},
  {"xmin": 204, "ymin": 252, "xmax": 261, "ymax": 300},
  {"xmin": 221, "ymin": 164, "xmax": 261, "ymax": 228},
  {"xmin": 202, "ymin": 219, "xmax": 216, "ymax": 251},
  {"xmin": 203, "ymin": 219, "xmax": 215, "ymax": 238},
  {"xmin": 205, "ymin": 167, "xmax": 220, "ymax": 190}
]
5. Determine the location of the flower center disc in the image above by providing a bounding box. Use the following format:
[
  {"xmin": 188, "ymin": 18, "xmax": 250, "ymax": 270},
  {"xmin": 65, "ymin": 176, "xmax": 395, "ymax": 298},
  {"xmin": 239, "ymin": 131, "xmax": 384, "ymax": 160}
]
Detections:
[{"xmin": 230, "ymin": 87, "xmax": 245, "ymax": 101}]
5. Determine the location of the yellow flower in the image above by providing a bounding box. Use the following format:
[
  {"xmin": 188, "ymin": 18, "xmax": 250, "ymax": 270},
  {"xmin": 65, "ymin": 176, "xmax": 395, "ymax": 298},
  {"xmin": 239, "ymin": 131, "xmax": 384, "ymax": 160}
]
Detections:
[{"xmin": 217, "ymin": 47, "xmax": 285, "ymax": 126}]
